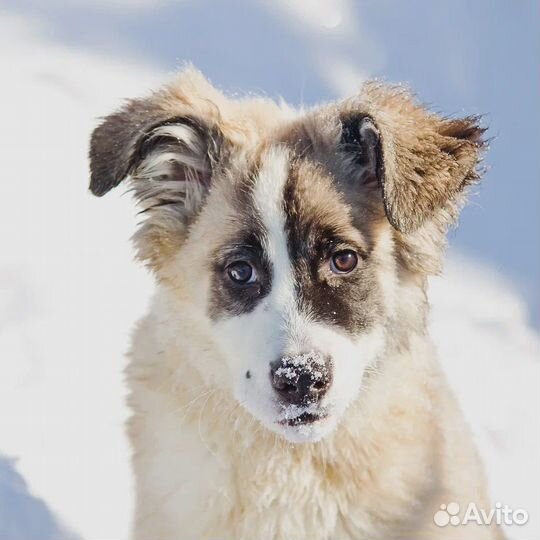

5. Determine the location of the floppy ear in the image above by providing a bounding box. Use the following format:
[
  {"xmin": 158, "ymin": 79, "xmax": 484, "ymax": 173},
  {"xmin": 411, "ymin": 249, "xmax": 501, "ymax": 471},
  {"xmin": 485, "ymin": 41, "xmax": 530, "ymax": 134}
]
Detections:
[
  {"xmin": 89, "ymin": 99, "xmax": 170, "ymax": 197},
  {"xmin": 89, "ymin": 96, "xmax": 223, "ymax": 222},
  {"xmin": 88, "ymin": 72, "xmax": 229, "ymax": 270},
  {"xmin": 340, "ymin": 84, "xmax": 487, "ymax": 233}
]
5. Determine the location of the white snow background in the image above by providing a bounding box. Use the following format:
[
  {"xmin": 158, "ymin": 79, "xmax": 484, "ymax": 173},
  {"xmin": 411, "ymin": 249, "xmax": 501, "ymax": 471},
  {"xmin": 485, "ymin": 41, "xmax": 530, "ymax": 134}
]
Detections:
[{"xmin": 0, "ymin": 7, "xmax": 538, "ymax": 540}]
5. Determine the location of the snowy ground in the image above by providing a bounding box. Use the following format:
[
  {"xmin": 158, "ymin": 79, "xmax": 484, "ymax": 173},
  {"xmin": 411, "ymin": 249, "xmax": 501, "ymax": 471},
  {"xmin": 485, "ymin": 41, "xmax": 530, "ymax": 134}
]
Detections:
[{"xmin": 0, "ymin": 10, "xmax": 538, "ymax": 540}]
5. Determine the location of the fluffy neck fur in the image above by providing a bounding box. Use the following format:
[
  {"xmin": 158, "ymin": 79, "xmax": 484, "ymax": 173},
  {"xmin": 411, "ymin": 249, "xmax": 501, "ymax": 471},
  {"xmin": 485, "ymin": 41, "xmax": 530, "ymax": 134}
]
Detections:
[{"xmin": 126, "ymin": 272, "xmax": 463, "ymax": 540}]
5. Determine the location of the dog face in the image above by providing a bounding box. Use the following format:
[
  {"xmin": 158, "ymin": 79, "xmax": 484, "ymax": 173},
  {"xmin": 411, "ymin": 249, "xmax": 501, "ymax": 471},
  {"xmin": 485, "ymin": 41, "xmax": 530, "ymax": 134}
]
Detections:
[
  {"xmin": 89, "ymin": 69, "xmax": 485, "ymax": 442},
  {"xmin": 204, "ymin": 145, "xmax": 390, "ymax": 442}
]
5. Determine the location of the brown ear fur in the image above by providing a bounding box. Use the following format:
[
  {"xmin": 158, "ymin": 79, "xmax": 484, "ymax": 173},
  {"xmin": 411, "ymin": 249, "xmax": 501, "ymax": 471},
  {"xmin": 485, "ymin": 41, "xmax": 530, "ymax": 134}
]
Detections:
[
  {"xmin": 88, "ymin": 68, "xmax": 231, "ymax": 198},
  {"xmin": 88, "ymin": 69, "xmax": 234, "ymax": 271},
  {"xmin": 89, "ymin": 99, "xmax": 169, "ymax": 196},
  {"xmin": 347, "ymin": 83, "xmax": 487, "ymax": 234}
]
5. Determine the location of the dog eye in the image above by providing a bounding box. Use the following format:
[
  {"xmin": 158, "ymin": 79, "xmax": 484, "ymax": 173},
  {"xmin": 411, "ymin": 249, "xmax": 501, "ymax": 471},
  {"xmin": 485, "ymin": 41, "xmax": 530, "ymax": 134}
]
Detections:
[
  {"xmin": 226, "ymin": 261, "xmax": 257, "ymax": 284},
  {"xmin": 330, "ymin": 250, "xmax": 358, "ymax": 274}
]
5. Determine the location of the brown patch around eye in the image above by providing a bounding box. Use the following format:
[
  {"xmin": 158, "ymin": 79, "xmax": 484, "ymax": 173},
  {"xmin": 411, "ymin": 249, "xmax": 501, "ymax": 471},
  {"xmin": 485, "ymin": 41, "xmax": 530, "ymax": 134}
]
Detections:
[
  {"xmin": 283, "ymin": 158, "xmax": 383, "ymax": 334},
  {"xmin": 206, "ymin": 157, "xmax": 276, "ymax": 321}
]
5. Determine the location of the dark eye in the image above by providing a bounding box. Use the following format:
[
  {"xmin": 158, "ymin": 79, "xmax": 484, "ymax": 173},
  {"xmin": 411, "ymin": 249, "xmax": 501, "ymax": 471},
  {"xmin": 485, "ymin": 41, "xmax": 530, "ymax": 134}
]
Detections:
[
  {"xmin": 226, "ymin": 261, "xmax": 257, "ymax": 284},
  {"xmin": 330, "ymin": 250, "xmax": 358, "ymax": 274}
]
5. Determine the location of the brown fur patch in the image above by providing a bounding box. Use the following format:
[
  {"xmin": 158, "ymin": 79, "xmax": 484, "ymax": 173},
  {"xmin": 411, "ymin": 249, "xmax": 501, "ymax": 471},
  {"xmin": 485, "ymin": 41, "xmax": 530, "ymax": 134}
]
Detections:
[
  {"xmin": 283, "ymin": 158, "xmax": 385, "ymax": 334},
  {"xmin": 346, "ymin": 83, "xmax": 487, "ymax": 234},
  {"xmin": 206, "ymin": 151, "xmax": 274, "ymax": 319}
]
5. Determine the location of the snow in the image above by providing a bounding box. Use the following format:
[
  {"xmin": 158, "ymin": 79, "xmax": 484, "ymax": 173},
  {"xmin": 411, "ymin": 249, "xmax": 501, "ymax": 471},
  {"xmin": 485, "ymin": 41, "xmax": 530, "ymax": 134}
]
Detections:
[
  {"xmin": 275, "ymin": 352, "xmax": 328, "ymax": 381},
  {"xmin": 0, "ymin": 457, "xmax": 77, "ymax": 540},
  {"xmin": 0, "ymin": 11, "xmax": 158, "ymax": 540},
  {"xmin": 429, "ymin": 254, "xmax": 540, "ymax": 539},
  {"xmin": 0, "ymin": 9, "xmax": 538, "ymax": 540}
]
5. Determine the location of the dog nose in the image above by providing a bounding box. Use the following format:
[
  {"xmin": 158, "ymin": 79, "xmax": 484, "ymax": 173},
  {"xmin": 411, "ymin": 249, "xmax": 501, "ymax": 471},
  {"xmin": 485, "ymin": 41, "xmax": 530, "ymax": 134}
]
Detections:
[{"xmin": 270, "ymin": 351, "xmax": 332, "ymax": 405}]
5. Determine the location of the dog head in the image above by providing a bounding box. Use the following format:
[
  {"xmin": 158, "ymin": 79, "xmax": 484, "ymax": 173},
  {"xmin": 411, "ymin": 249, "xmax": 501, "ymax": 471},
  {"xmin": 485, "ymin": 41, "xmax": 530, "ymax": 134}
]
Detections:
[{"xmin": 89, "ymin": 68, "xmax": 485, "ymax": 443}]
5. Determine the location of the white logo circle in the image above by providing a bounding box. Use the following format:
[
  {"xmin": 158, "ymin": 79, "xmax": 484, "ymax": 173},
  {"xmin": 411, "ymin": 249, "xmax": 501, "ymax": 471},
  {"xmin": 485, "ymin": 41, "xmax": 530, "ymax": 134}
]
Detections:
[
  {"xmin": 433, "ymin": 502, "xmax": 460, "ymax": 527},
  {"xmin": 447, "ymin": 502, "xmax": 460, "ymax": 525}
]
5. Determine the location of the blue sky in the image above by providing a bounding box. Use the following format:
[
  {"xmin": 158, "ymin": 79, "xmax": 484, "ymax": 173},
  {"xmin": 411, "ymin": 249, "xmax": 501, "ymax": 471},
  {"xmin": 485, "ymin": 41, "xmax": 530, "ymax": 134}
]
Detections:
[{"xmin": 5, "ymin": 0, "xmax": 539, "ymax": 322}]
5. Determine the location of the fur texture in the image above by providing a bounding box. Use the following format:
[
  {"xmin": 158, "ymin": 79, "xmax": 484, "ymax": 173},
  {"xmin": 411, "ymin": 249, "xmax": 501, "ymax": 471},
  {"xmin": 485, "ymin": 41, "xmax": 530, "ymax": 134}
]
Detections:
[{"xmin": 89, "ymin": 68, "xmax": 501, "ymax": 540}]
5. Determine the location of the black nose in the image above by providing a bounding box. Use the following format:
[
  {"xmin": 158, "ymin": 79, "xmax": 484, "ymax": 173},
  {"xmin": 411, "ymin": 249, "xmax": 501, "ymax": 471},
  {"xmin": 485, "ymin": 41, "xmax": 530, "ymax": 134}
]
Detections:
[{"xmin": 270, "ymin": 351, "xmax": 332, "ymax": 405}]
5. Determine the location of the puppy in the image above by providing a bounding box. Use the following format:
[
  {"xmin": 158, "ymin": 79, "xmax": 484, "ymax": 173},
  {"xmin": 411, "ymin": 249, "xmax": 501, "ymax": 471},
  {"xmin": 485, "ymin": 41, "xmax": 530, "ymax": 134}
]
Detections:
[{"xmin": 89, "ymin": 68, "xmax": 502, "ymax": 540}]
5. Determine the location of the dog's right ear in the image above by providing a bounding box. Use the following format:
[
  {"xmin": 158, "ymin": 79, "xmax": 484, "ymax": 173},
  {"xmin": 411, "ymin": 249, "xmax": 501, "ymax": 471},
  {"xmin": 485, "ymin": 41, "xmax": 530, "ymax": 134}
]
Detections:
[
  {"xmin": 90, "ymin": 99, "xmax": 166, "ymax": 197},
  {"xmin": 89, "ymin": 96, "xmax": 223, "ymax": 221}
]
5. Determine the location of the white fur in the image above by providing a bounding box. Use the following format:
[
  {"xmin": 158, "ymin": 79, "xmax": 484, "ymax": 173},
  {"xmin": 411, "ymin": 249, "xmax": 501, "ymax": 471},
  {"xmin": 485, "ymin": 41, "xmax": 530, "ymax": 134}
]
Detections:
[
  {"xmin": 133, "ymin": 123, "xmax": 208, "ymax": 216},
  {"xmin": 212, "ymin": 147, "xmax": 299, "ymax": 438}
]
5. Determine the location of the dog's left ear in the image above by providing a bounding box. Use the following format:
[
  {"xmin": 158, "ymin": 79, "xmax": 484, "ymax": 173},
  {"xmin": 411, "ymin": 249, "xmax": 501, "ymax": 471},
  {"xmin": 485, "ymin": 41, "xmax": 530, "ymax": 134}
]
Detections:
[{"xmin": 340, "ymin": 85, "xmax": 487, "ymax": 233}]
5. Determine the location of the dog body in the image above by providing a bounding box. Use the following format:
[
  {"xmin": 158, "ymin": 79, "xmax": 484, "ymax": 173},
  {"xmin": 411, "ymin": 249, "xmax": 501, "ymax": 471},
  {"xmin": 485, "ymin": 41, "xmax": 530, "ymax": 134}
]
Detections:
[{"xmin": 90, "ymin": 69, "xmax": 502, "ymax": 539}]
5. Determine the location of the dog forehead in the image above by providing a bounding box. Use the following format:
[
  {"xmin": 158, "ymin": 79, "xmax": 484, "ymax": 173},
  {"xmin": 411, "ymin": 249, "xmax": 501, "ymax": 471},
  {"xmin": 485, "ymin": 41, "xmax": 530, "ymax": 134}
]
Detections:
[
  {"xmin": 210, "ymin": 143, "xmax": 373, "ymax": 277},
  {"xmin": 251, "ymin": 148, "xmax": 366, "ymax": 251},
  {"xmin": 246, "ymin": 145, "xmax": 351, "ymax": 228}
]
